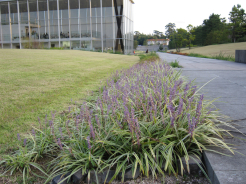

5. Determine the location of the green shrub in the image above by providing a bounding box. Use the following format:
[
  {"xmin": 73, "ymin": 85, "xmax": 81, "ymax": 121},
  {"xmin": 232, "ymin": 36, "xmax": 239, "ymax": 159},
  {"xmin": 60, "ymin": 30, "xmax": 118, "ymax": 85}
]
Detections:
[
  {"xmin": 138, "ymin": 52, "xmax": 160, "ymax": 63},
  {"xmin": 169, "ymin": 60, "xmax": 183, "ymax": 68}
]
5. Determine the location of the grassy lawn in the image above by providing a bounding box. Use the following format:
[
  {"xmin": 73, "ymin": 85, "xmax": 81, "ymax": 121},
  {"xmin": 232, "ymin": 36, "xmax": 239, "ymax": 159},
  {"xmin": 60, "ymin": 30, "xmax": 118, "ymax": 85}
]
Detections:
[
  {"xmin": 0, "ymin": 49, "xmax": 139, "ymax": 153},
  {"xmin": 167, "ymin": 42, "xmax": 246, "ymax": 57}
]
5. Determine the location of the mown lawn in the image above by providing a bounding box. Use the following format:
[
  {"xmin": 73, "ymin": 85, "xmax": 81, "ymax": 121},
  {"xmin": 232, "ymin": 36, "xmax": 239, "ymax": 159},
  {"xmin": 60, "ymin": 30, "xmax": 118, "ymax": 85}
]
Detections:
[
  {"xmin": 167, "ymin": 42, "xmax": 246, "ymax": 57},
  {"xmin": 0, "ymin": 49, "xmax": 139, "ymax": 153}
]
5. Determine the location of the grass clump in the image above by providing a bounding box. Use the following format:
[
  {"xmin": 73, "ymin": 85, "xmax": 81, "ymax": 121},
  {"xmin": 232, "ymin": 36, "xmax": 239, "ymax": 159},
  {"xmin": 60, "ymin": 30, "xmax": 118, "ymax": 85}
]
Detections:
[
  {"xmin": 169, "ymin": 60, "xmax": 183, "ymax": 68},
  {"xmin": 0, "ymin": 61, "xmax": 235, "ymax": 183},
  {"xmin": 138, "ymin": 52, "xmax": 160, "ymax": 62},
  {"xmin": 188, "ymin": 52, "xmax": 235, "ymax": 62}
]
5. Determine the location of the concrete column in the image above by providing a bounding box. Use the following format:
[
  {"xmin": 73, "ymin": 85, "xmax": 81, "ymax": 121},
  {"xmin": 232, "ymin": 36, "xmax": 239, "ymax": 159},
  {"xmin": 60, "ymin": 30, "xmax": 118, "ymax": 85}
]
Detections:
[
  {"xmin": 0, "ymin": 5, "xmax": 2, "ymax": 49},
  {"xmin": 122, "ymin": 0, "xmax": 125, "ymax": 54},
  {"xmin": 27, "ymin": 0, "xmax": 31, "ymax": 40},
  {"xmin": 37, "ymin": 0, "xmax": 40, "ymax": 45},
  {"xmin": 17, "ymin": 0, "xmax": 22, "ymax": 48},
  {"xmin": 89, "ymin": 0, "xmax": 92, "ymax": 50},
  {"xmin": 8, "ymin": 2, "xmax": 12, "ymax": 48},
  {"xmin": 100, "ymin": 0, "xmax": 103, "ymax": 52},
  {"xmin": 57, "ymin": 0, "xmax": 60, "ymax": 47},
  {"xmin": 47, "ymin": 0, "xmax": 50, "ymax": 48},
  {"xmin": 78, "ymin": 0, "xmax": 81, "ymax": 49},
  {"xmin": 112, "ymin": 0, "xmax": 115, "ymax": 53},
  {"xmin": 68, "ymin": 0, "xmax": 71, "ymax": 49}
]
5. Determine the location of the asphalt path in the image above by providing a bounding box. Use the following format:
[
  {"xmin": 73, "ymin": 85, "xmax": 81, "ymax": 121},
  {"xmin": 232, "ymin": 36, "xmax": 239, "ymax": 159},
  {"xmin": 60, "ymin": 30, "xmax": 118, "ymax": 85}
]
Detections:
[{"xmin": 158, "ymin": 52, "xmax": 246, "ymax": 184}]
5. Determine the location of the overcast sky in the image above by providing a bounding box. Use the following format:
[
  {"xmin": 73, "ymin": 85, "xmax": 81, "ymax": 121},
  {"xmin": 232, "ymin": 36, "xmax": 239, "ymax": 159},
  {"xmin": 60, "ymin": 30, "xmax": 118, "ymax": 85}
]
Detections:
[{"xmin": 133, "ymin": 0, "xmax": 246, "ymax": 35}]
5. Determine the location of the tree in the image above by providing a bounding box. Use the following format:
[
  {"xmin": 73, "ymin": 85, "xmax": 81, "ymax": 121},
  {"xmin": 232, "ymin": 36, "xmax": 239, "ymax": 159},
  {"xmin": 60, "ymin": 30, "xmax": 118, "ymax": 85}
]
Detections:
[
  {"xmin": 165, "ymin": 23, "xmax": 176, "ymax": 38},
  {"xmin": 153, "ymin": 30, "xmax": 160, "ymax": 38},
  {"xmin": 187, "ymin": 24, "xmax": 196, "ymax": 49},
  {"xmin": 229, "ymin": 4, "xmax": 246, "ymax": 42},
  {"xmin": 169, "ymin": 29, "xmax": 185, "ymax": 52},
  {"xmin": 159, "ymin": 44, "xmax": 163, "ymax": 51},
  {"xmin": 134, "ymin": 31, "xmax": 141, "ymax": 36},
  {"xmin": 134, "ymin": 40, "xmax": 138, "ymax": 49}
]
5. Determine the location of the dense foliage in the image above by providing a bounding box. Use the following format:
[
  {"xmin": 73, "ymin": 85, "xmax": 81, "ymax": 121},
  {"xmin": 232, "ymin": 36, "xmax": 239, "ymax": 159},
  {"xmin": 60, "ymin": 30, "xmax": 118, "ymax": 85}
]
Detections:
[{"xmin": 0, "ymin": 61, "xmax": 234, "ymax": 184}]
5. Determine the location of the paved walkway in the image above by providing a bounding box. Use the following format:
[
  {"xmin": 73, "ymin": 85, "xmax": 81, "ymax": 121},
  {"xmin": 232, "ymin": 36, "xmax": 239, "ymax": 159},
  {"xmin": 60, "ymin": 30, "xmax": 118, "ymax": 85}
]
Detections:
[{"xmin": 158, "ymin": 52, "xmax": 246, "ymax": 184}]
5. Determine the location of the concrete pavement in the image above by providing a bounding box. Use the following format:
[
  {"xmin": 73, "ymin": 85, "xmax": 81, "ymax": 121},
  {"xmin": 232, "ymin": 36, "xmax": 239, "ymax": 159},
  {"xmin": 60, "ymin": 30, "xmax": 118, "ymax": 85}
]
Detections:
[{"xmin": 158, "ymin": 52, "xmax": 246, "ymax": 184}]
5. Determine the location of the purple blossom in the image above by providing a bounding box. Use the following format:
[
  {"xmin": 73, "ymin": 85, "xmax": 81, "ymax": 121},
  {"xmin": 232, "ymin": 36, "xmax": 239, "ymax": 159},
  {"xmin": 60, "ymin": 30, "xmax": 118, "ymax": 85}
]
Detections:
[
  {"xmin": 17, "ymin": 133, "xmax": 20, "ymax": 141},
  {"xmin": 95, "ymin": 115, "xmax": 101, "ymax": 128},
  {"xmin": 88, "ymin": 116, "xmax": 95, "ymax": 139},
  {"xmin": 59, "ymin": 127, "xmax": 64, "ymax": 139},
  {"xmin": 32, "ymin": 129, "xmax": 36, "ymax": 137},
  {"xmin": 87, "ymin": 136, "xmax": 91, "ymax": 150},
  {"xmin": 177, "ymin": 96, "xmax": 183, "ymax": 117},
  {"xmin": 23, "ymin": 139, "xmax": 27, "ymax": 147},
  {"xmin": 170, "ymin": 116, "xmax": 175, "ymax": 127},
  {"xmin": 57, "ymin": 138, "xmax": 63, "ymax": 150},
  {"xmin": 75, "ymin": 116, "xmax": 79, "ymax": 131},
  {"xmin": 196, "ymin": 94, "xmax": 204, "ymax": 122}
]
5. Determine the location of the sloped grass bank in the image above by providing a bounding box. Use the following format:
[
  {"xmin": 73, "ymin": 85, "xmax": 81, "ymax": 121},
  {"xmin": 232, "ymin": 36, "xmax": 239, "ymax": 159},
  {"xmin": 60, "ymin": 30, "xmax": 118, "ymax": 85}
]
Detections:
[
  {"xmin": 0, "ymin": 61, "xmax": 234, "ymax": 183},
  {"xmin": 166, "ymin": 51, "xmax": 235, "ymax": 62},
  {"xmin": 0, "ymin": 50, "xmax": 139, "ymax": 152}
]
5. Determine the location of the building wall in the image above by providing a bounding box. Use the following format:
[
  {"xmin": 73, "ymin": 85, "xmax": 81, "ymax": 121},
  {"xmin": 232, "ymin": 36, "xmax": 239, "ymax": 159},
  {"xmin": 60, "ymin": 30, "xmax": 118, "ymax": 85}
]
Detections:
[{"xmin": 0, "ymin": 0, "xmax": 134, "ymax": 54}]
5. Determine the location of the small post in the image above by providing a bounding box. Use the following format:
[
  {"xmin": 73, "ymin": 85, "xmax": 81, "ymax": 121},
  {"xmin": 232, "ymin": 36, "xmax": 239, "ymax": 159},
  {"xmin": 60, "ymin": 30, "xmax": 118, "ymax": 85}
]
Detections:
[{"xmin": 235, "ymin": 50, "xmax": 246, "ymax": 63}]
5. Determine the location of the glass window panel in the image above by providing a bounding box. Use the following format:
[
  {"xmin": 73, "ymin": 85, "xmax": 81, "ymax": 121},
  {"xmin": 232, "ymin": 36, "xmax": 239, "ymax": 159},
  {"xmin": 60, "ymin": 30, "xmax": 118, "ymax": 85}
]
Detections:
[
  {"xmin": 59, "ymin": 0, "xmax": 68, "ymax": 10},
  {"xmin": 30, "ymin": 27, "xmax": 38, "ymax": 39},
  {"xmin": 80, "ymin": 0, "xmax": 89, "ymax": 18},
  {"xmin": 50, "ymin": 25, "xmax": 58, "ymax": 39},
  {"xmin": 50, "ymin": 18, "xmax": 59, "ymax": 26},
  {"xmin": 91, "ymin": 0, "xmax": 100, "ymax": 8},
  {"xmin": 1, "ymin": 3, "xmax": 10, "ymax": 41},
  {"xmin": 60, "ymin": 25, "xmax": 69, "ymax": 38},
  {"xmin": 92, "ymin": 40, "xmax": 101, "ymax": 51},
  {"xmin": 40, "ymin": 26, "xmax": 49, "ymax": 39},
  {"xmin": 12, "ymin": 24, "xmax": 19, "ymax": 41},
  {"xmin": 3, "ymin": 44, "xmax": 11, "ymax": 48},
  {"xmin": 92, "ymin": 17, "xmax": 101, "ymax": 39},
  {"xmin": 49, "ymin": 0, "xmax": 58, "ymax": 19},
  {"xmin": 59, "ymin": 9, "xmax": 68, "ymax": 19},
  {"xmin": 91, "ymin": 0, "xmax": 101, "ymax": 17},
  {"xmin": 80, "ymin": 18, "xmax": 90, "ymax": 38},
  {"xmin": 70, "ymin": 9, "xmax": 79, "ymax": 18},
  {"xmin": 71, "ymin": 24, "xmax": 80, "ymax": 38},
  {"xmin": 80, "ymin": 0, "xmax": 89, "ymax": 8},
  {"xmin": 61, "ymin": 41, "xmax": 70, "ymax": 48},
  {"xmin": 19, "ymin": 0, "xmax": 28, "ymax": 24},
  {"xmin": 51, "ymin": 41, "xmax": 59, "ymax": 47},
  {"xmin": 81, "ymin": 40, "xmax": 91, "ymax": 50},
  {"xmin": 10, "ymin": 2, "xmax": 18, "ymax": 24},
  {"xmin": 91, "ymin": 17, "xmax": 101, "ymax": 24},
  {"xmin": 103, "ymin": 17, "xmax": 113, "ymax": 39},
  {"xmin": 103, "ymin": 39, "xmax": 113, "ymax": 50},
  {"xmin": 39, "ymin": 0, "xmax": 48, "ymax": 22},
  {"xmin": 29, "ymin": 0, "xmax": 38, "ymax": 25},
  {"xmin": 71, "ymin": 41, "xmax": 80, "ymax": 49},
  {"xmin": 102, "ymin": 0, "xmax": 112, "ymax": 17},
  {"xmin": 70, "ymin": 18, "xmax": 79, "ymax": 25},
  {"xmin": 70, "ymin": 0, "xmax": 79, "ymax": 9},
  {"xmin": 1, "ymin": 3, "xmax": 9, "ymax": 25}
]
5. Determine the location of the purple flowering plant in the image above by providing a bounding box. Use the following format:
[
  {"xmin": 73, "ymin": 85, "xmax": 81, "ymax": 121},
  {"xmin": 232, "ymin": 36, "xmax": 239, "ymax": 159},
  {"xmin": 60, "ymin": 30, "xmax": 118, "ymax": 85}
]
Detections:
[{"xmin": 1, "ymin": 61, "xmax": 235, "ymax": 183}]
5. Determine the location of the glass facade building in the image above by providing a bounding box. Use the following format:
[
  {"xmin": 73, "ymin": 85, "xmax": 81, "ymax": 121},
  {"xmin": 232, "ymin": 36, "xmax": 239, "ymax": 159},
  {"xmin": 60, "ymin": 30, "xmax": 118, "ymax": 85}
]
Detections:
[{"xmin": 0, "ymin": 0, "xmax": 134, "ymax": 54}]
